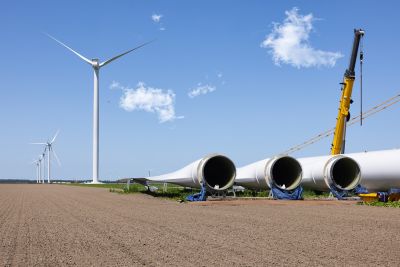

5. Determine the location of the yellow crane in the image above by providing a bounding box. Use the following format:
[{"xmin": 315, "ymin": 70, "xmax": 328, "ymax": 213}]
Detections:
[{"xmin": 331, "ymin": 29, "xmax": 364, "ymax": 155}]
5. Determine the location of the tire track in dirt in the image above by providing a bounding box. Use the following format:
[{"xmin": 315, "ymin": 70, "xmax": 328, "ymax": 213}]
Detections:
[
  {"xmin": 44, "ymin": 189, "xmax": 151, "ymax": 266},
  {"xmin": 52, "ymin": 188, "xmax": 309, "ymax": 265},
  {"xmin": 2, "ymin": 191, "xmax": 24, "ymax": 267},
  {"xmin": 27, "ymin": 187, "xmax": 82, "ymax": 266},
  {"xmin": 0, "ymin": 193, "xmax": 16, "ymax": 228},
  {"xmin": 44, "ymin": 187, "xmax": 254, "ymax": 265},
  {"xmin": 22, "ymin": 188, "xmax": 52, "ymax": 266}
]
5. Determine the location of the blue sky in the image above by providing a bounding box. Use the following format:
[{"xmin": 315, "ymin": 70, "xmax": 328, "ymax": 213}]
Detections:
[{"xmin": 1, "ymin": 1, "xmax": 400, "ymax": 180}]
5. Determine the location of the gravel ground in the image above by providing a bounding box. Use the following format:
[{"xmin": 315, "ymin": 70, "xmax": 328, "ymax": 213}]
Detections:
[{"xmin": 1, "ymin": 184, "xmax": 400, "ymax": 266}]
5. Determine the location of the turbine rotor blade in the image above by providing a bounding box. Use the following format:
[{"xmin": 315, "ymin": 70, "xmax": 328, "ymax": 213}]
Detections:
[
  {"xmin": 50, "ymin": 130, "xmax": 60, "ymax": 144},
  {"xmin": 99, "ymin": 40, "xmax": 155, "ymax": 68},
  {"xmin": 30, "ymin": 142, "xmax": 47, "ymax": 145},
  {"xmin": 45, "ymin": 33, "xmax": 93, "ymax": 65},
  {"xmin": 52, "ymin": 149, "xmax": 61, "ymax": 166}
]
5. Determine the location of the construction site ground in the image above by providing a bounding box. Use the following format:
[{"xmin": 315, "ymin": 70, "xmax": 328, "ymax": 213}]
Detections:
[{"xmin": 1, "ymin": 184, "xmax": 399, "ymax": 266}]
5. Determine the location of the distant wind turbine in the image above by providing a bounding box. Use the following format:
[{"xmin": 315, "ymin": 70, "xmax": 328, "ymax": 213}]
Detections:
[
  {"xmin": 46, "ymin": 33, "xmax": 153, "ymax": 184},
  {"xmin": 31, "ymin": 159, "xmax": 40, "ymax": 183},
  {"xmin": 40, "ymin": 152, "xmax": 45, "ymax": 183},
  {"xmin": 38, "ymin": 154, "xmax": 43, "ymax": 183},
  {"xmin": 36, "ymin": 161, "xmax": 39, "ymax": 183},
  {"xmin": 31, "ymin": 131, "xmax": 61, "ymax": 183}
]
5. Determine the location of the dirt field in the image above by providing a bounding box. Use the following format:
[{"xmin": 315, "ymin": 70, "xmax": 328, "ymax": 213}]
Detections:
[{"xmin": 1, "ymin": 185, "xmax": 399, "ymax": 266}]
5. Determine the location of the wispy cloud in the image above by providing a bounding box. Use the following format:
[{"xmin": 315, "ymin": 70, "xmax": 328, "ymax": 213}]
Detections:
[
  {"xmin": 151, "ymin": 13, "xmax": 166, "ymax": 31},
  {"xmin": 112, "ymin": 82, "xmax": 183, "ymax": 123},
  {"xmin": 110, "ymin": 81, "xmax": 120, "ymax": 89},
  {"xmin": 261, "ymin": 7, "xmax": 343, "ymax": 68},
  {"xmin": 188, "ymin": 84, "xmax": 216, "ymax": 98},
  {"xmin": 151, "ymin": 14, "xmax": 163, "ymax": 23}
]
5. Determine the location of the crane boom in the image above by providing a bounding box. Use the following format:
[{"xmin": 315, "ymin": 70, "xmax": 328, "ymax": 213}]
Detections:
[{"xmin": 331, "ymin": 29, "xmax": 364, "ymax": 155}]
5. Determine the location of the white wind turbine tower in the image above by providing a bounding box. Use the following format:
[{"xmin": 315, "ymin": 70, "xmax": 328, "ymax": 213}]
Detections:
[
  {"xmin": 39, "ymin": 152, "xmax": 45, "ymax": 183},
  {"xmin": 32, "ymin": 159, "xmax": 40, "ymax": 183},
  {"xmin": 38, "ymin": 154, "xmax": 43, "ymax": 183},
  {"xmin": 46, "ymin": 34, "xmax": 152, "ymax": 184},
  {"xmin": 31, "ymin": 154, "xmax": 43, "ymax": 183},
  {"xmin": 36, "ymin": 161, "xmax": 39, "ymax": 183},
  {"xmin": 31, "ymin": 131, "xmax": 61, "ymax": 184}
]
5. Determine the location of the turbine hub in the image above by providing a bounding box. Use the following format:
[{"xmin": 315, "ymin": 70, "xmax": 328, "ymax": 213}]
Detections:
[{"xmin": 92, "ymin": 58, "xmax": 100, "ymax": 68}]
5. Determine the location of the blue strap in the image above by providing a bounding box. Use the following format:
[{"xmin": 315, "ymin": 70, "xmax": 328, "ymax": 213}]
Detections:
[
  {"xmin": 186, "ymin": 183, "xmax": 207, "ymax": 202},
  {"xmin": 271, "ymin": 185, "xmax": 303, "ymax": 200}
]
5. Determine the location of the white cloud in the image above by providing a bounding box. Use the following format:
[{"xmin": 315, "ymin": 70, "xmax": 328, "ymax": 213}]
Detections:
[
  {"xmin": 151, "ymin": 14, "xmax": 166, "ymax": 31},
  {"xmin": 114, "ymin": 82, "xmax": 183, "ymax": 123},
  {"xmin": 151, "ymin": 14, "xmax": 163, "ymax": 23},
  {"xmin": 188, "ymin": 84, "xmax": 216, "ymax": 98},
  {"xmin": 217, "ymin": 73, "xmax": 223, "ymax": 78},
  {"xmin": 110, "ymin": 80, "xmax": 120, "ymax": 89},
  {"xmin": 261, "ymin": 7, "xmax": 343, "ymax": 68}
]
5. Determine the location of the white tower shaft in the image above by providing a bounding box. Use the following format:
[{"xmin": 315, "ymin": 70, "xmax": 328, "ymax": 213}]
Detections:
[
  {"xmin": 92, "ymin": 67, "xmax": 100, "ymax": 183},
  {"xmin": 39, "ymin": 160, "xmax": 42, "ymax": 183},
  {"xmin": 39, "ymin": 160, "xmax": 42, "ymax": 184},
  {"xmin": 47, "ymin": 147, "xmax": 51, "ymax": 183},
  {"xmin": 42, "ymin": 156, "xmax": 46, "ymax": 183}
]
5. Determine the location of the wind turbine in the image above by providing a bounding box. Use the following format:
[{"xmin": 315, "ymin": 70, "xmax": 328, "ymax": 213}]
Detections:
[
  {"xmin": 38, "ymin": 154, "xmax": 43, "ymax": 183},
  {"xmin": 31, "ymin": 159, "xmax": 40, "ymax": 183},
  {"xmin": 31, "ymin": 131, "xmax": 61, "ymax": 183},
  {"xmin": 46, "ymin": 34, "xmax": 153, "ymax": 184},
  {"xmin": 40, "ymin": 152, "xmax": 46, "ymax": 183},
  {"xmin": 36, "ymin": 161, "xmax": 39, "ymax": 183}
]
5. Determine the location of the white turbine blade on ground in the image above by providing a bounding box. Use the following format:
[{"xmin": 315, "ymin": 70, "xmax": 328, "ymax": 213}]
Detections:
[
  {"xmin": 50, "ymin": 130, "xmax": 60, "ymax": 144},
  {"xmin": 52, "ymin": 149, "xmax": 61, "ymax": 166},
  {"xmin": 45, "ymin": 33, "xmax": 93, "ymax": 65},
  {"xmin": 99, "ymin": 40, "xmax": 154, "ymax": 67}
]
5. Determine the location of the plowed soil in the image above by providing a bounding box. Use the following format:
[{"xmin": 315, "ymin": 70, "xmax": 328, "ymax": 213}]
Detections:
[{"xmin": 1, "ymin": 184, "xmax": 399, "ymax": 266}]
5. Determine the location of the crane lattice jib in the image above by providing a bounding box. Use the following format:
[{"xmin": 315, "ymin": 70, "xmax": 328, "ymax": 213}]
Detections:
[{"xmin": 280, "ymin": 93, "xmax": 400, "ymax": 156}]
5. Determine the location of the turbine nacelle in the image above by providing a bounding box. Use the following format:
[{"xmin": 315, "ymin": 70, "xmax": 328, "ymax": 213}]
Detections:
[{"xmin": 91, "ymin": 59, "xmax": 100, "ymax": 69}]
